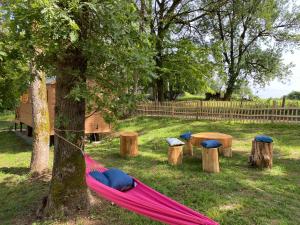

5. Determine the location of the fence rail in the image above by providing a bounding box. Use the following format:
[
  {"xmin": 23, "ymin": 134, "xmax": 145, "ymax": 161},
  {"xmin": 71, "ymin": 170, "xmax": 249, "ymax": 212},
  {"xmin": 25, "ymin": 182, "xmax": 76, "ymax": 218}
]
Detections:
[{"xmin": 136, "ymin": 101, "xmax": 300, "ymax": 123}]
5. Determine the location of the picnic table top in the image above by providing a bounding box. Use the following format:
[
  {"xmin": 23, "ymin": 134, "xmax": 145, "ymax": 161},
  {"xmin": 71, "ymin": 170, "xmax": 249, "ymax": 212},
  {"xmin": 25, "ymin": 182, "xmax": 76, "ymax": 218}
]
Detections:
[{"xmin": 191, "ymin": 132, "xmax": 233, "ymax": 148}]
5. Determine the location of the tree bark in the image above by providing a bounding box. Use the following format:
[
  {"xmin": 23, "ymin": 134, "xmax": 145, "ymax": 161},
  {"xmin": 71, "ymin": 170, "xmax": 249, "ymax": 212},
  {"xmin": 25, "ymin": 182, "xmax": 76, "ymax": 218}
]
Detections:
[
  {"xmin": 30, "ymin": 62, "xmax": 50, "ymax": 175},
  {"xmin": 156, "ymin": 78, "xmax": 164, "ymax": 102},
  {"xmin": 223, "ymin": 69, "xmax": 238, "ymax": 100},
  {"xmin": 44, "ymin": 49, "xmax": 89, "ymax": 216},
  {"xmin": 249, "ymin": 140, "xmax": 273, "ymax": 169}
]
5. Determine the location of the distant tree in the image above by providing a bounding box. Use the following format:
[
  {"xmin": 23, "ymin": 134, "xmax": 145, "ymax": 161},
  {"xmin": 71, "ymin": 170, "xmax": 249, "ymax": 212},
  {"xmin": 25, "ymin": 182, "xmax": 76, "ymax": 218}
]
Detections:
[
  {"xmin": 135, "ymin": 0, "xmax": 220, "ymax": 101},
  {"xmin": 286, "ymin": 91, "xmax": 300, "ymax": 100},
  {"xmin": 0, "ymin": 12, "xmax": 29, "ymax": 112},
  {"xmin": 199, "ymin": 0, "xmax": 300, "ymax": 99},
  {"xmin": 162, "ymin": 39, "xmax": 214, "ymax": 100}
]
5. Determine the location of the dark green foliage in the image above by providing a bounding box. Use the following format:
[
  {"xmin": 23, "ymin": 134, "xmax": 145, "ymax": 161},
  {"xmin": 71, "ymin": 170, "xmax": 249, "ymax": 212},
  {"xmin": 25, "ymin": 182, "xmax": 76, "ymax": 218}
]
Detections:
[
  {"xmin": 159, "ymin": 39, "xmax": 214, "ymax": 100},
  {"xmin": 286, "ymin": 91, "xmax": 300, "ymax": 100},
  {"xmin": 0, "ymin": 9, "xmax": 29, "ymax": 112}
]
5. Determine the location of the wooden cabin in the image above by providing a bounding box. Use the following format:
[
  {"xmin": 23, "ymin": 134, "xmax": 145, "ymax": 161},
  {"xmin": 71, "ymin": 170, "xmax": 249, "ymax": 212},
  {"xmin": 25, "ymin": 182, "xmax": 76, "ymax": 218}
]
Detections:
[{"xmin": 15, "ymin": 78, "xmax": 111, "ymax": 139}]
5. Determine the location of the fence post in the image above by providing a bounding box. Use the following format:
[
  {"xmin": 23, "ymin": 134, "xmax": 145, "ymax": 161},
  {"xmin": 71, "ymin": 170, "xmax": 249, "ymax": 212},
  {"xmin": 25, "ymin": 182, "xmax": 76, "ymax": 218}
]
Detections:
[
  {"xmin": 281, "ymin": 96, "xmax": 286, "ymax": 108},
  {"xmin": 172, "ymin": 103, "xmax": 174, "ymax": 118},
  {"xmin": 196, "ymin": 101, "xmax": 199, "ymax": 120},
  {"xmin": 271, "ymin": 100, "xmax": 276, "ymax": 123}
]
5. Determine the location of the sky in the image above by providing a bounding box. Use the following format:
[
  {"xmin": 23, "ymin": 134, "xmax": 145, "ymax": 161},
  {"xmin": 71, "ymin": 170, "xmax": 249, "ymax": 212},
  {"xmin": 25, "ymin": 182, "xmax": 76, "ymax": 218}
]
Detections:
[{"xmin": 253, "ymin": 49, "xmax": 300, "ymax": 98}]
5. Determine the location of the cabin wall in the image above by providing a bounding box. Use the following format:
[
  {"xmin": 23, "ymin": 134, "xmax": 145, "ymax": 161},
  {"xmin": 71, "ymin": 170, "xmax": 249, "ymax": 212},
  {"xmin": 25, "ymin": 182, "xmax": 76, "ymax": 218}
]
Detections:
[
  {"xmin": 85, "ymin": 112, "xmax": 111, "ymax": 134},
  {"xmin": 16, "ymin": 83, "xmax": 111, "ymax": 135}
]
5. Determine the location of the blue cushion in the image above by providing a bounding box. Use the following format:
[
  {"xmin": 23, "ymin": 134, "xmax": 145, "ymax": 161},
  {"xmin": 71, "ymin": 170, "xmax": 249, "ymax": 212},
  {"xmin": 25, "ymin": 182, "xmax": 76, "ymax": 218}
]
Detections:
[
  {"xmin": 103, "ymin": 168, "xmax": 134, "ymax": 191},
  {"xmin": 89, "ymin": 171, "xmax": 110, "ymax": 186},
  {"xmin": 180, "ymin": 131, "xmax": 192, "ymax": 140},
  {"xmin": 201, "ymin": 140, "xmax": 222, "ymax": 148},
  {"xmin": 255, "ymin": 135, "xmax": 273, "ymax": 143},
  {"xmin": 166, "ymin": 138, "xmax": 185, "ymax": 146}
]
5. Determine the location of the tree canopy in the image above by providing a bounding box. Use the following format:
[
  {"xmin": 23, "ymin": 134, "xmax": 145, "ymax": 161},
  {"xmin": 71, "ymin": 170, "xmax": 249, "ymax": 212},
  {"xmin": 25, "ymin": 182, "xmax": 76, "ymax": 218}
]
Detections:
[
  {"xmin": 286, "ymin": 91, "xmax": 300, "ymax": 100},
  {"xmin": 199, "ymin": 0, "xmax": 300, "ymax": 99}
]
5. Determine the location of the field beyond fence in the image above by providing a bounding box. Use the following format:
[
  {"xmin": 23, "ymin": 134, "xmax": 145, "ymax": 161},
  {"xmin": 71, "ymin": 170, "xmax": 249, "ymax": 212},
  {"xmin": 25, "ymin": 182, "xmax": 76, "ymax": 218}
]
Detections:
[{"xmin": 136, "ymin": 100, "xmax": 300, "ymax": 123}]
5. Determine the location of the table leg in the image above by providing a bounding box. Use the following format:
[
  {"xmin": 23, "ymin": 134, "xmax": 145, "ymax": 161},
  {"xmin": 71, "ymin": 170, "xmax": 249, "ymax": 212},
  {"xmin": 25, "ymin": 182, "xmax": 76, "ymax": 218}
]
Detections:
[{"xmin": 222, "ymin": 147, "xmax": 232, "ymax": 157}]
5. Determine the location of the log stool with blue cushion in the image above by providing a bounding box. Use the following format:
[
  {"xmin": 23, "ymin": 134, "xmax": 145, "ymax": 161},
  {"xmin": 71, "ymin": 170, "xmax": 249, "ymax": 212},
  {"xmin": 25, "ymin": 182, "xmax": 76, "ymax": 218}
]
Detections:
[
  {"xmin": 201, "ymin": 140, "xmax": 222, "ymax": 173},
  {"xmin": 166, "ymin": 138, "xmax": 185, "ymax": 165},
  {"xmin": 179, "ymin": 131, "xmax": 193, "ymax": 156},
  {"xmin": 249, "ymin": 135, "xmax": 273, "ymax": 168}
]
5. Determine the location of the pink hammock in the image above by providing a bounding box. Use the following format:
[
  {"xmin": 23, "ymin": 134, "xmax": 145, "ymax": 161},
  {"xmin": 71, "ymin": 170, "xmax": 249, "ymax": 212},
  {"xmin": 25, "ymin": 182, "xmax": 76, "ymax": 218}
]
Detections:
[{"xmin": 85, "ymin": 155, "xmax": 219, "ymax": 225}]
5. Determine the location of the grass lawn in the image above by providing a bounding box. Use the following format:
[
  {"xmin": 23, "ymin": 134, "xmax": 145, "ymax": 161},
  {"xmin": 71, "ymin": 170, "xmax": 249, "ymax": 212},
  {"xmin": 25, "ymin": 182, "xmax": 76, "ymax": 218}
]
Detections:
[
  {"xmin": 0, "ymin": 115, "xmax": 300, "ymax": 225},
  {"xmin": 177, "ymin": 92, "xmax": 204, "ymax": 101},
  {"xmin": 0, "ymin": 112, "xmax": 14, "ymax": 131}
]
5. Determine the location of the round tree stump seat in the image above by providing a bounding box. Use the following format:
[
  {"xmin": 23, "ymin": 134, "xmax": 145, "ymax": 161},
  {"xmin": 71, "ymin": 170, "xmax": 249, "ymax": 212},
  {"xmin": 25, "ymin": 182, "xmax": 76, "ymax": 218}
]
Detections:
[
  {"xmin": 249, "ymin": 136, "xmax": 273, "ymax": 169},
  {"xmin": 120, "ymin": 131, "xmax": 138, "ymax": 157}
]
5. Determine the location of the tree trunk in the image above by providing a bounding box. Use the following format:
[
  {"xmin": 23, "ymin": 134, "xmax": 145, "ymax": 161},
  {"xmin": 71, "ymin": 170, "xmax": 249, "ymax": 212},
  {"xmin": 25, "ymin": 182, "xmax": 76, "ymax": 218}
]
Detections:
[
  {"xmin": 30, "ymin": 62, "xmax": 50, "ymax": 175},
  {"xmin": 156, "ymin": 78, "xmax": 164, "ymax": 102},
  {"xmin": 249, "ymin": 140, "xmax": 273, "ymax": 169},
  {"xmin": 223, "ymin": 70, "xmax": 237, "ymax": 100},
  {"xmin": 44, "ymin": 49, "xmax": 89, "ymax": 216}
]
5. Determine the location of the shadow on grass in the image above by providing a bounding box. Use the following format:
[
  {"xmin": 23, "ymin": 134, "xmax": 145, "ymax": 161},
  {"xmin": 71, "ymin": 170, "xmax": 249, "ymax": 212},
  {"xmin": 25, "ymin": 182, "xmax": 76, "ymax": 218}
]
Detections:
[
  {"xmin": 0, "ymin": 176, "xmax": 49, "ymax": 225},
  {"xmin": 0, "ymin": 131, "xmax": 31, "ymax": 154},
  {"xmin": 0, "ymin": 167, "xmax": 29, "ymax": 176},
  {"xmin": 0, "ymin": 120, "xmax": 14, "ymax": 131}
]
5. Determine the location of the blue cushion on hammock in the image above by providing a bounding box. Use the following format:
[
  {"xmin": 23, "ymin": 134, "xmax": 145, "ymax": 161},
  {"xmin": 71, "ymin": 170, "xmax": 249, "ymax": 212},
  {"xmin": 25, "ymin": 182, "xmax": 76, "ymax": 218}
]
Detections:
[
  {"xmin": 255, "ymin": 135, "xmax": 273, "ymax": 143},
  {"xmin": 180, "ymin": 131, "xmax": 192, "ymax": 140},
  {"xmin": 166, "ymin": 138, "xmax": 185, "ymax": 146},
  {"xmin": 201, "ymin": 140, "xmax": 222, "ymax": 148},
  {"xmin": 89, "ymin": 171, "xmax": 109, "ymax": 186},
  {"xmin": 103, "ymin": 168, "xmax": 134, "ymax": 191}
]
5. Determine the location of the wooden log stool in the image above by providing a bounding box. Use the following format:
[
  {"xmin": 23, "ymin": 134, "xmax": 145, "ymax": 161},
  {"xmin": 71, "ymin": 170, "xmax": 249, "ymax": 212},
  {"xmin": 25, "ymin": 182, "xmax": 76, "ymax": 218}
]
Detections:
[
  {"xmin": 249, "ymin": 135, "xmax": 273, "ymax": 169},
  {"xmin": 120, "ymin": 131, "xmax": 138, "ymax": 157},
  {"xmin": 166, "ymin": 138, "xmax": 184, "ymax": 165},
  {"xmin": 201, "ymin": 140, "xmax": 222, "ymax": 173},
  {"xmin": 180, "ymin": 131, "xmax": 193, "ymax": 156}
]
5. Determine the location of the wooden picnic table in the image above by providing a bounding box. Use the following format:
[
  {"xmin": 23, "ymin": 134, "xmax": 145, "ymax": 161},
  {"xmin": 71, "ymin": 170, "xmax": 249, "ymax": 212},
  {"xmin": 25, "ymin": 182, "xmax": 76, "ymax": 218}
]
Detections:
[{"xmin": 191, "ymin": 132, "xmax": 233, "ymax": 157}]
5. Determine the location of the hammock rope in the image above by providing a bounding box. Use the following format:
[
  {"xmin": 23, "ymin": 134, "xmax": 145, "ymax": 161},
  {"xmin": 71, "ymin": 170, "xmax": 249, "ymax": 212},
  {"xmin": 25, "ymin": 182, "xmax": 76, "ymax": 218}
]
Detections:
[{"xmin": 53, "ymin": 128, "xmax": 85, "ymax": 156}]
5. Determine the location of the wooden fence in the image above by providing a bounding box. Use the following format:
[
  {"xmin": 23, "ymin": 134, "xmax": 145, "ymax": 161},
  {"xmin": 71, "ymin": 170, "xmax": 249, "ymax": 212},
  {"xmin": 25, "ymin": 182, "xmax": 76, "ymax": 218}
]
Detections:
[{"xmin": 136, "ymin": 101, "xmax": 300, "ymax": 123}]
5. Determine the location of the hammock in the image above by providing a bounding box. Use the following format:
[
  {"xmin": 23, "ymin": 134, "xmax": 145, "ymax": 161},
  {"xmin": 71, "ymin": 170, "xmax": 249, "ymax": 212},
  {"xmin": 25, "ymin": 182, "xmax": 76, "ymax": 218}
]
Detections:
[{"xmin": 85, "ymin": 155, "xmax": 219, "ymax": 225}]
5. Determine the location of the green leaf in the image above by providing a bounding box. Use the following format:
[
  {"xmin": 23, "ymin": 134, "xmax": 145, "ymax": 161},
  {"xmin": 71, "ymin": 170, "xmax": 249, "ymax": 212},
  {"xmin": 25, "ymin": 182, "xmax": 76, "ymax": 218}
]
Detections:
[
  {"xmin": 69, "ymin": 31, "xmax": 79, "ymax": 43},
  {"xmin": 0, "ymin": 51, "xmax": 7, "ymax": 57},
  {"xmin": 69, "ymin": 20, "xmax": 80, "ymax": 31}
]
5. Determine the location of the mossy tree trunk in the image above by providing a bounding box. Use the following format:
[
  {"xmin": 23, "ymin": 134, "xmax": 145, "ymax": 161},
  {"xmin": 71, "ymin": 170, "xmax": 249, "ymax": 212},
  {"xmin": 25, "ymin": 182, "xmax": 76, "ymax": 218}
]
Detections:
[
  {"xmin": 44, "ymin": 48, "xmax": 89, "ymax": 216},
  {"xmin": 30, "ymin": 61, "xmax": 50, "ymax": 175}
]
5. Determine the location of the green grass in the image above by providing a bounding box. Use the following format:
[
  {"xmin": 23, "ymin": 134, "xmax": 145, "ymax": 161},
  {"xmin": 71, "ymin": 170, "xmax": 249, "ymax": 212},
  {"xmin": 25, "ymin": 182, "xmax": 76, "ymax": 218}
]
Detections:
[
  {"xmin": 0, "ymin": 112, "xmax": 14, "ymax": 131},
  {"xmin": 177, "ymin": 92, "xmax": 204, "ymax": 101},
  {"xmin": 1, "ymin": 114, "xmax": 300, "ymax": 225}
]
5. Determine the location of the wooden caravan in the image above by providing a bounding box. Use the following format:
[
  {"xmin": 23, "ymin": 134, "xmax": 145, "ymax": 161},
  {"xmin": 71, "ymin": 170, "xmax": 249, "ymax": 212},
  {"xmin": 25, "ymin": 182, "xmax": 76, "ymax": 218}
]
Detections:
[{"xmin": 15, "ymin": 78, "xmax": 111, "ymax": 137}]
